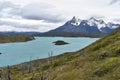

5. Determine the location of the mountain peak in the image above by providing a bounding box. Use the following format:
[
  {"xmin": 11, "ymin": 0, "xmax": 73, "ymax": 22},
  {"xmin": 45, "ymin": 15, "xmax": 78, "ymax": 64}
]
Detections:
[
  {"xmin": 50, "ymin": 16, "xmax": 120, "ymax": 34},
  {"xmin": 89, "ymin": 17, "xmax": 104, "ymax": 23},
  {"xmin": 71, "ymin": 16, "xmax": 76, "ymax": 20},
  {"xmin": 69, "ymin": 16, "xmax": 81, "ymax": 26},
  {"xmin": 89, "ymin": 17, "xmax": 97, "ymax": 21},
  {"xmin": 71, "ymin": 16, "xmax": 77, "ymax": 22}
]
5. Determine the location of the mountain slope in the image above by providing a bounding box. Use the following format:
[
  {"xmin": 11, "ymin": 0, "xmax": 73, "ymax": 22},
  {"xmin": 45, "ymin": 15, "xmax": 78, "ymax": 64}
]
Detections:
[
  {"xmin": 0, "ymin": 28, "xmax": 120, "ymax": 80},
  {"xmin": 50, "ymin": 17, "xmax": 101, "ymax": 33},
  {"xmin": 41, "ymin": 17, "xmax": 120, "ymax": 37},
  {"xmin": 52, "ymin": 17, "xmax": 120, "ymax": 34}
]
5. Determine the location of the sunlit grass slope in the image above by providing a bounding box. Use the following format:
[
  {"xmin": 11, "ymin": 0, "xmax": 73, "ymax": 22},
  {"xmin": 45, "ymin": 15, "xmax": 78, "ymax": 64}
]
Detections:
[{"xmin": 0, "ymin": 28, "xmax": 120, "ymax": 80}]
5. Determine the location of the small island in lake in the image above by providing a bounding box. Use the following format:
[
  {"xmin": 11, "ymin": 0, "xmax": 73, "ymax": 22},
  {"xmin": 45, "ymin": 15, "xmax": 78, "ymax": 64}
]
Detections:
[{"xmin": 53, "ymin": 40, "xmax": 69, "ymax": 45}]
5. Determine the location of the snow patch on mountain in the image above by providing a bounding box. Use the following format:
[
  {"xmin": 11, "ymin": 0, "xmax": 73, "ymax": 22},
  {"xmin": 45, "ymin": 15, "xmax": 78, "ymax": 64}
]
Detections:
[
  {"xmin": 71, "ymin": 16, "xmax": 120, "ymax": 32},
  {"xmin": 87, "ymin": 17, "xmax": 106, "ymax": 29},
  {"xmin": 50, "ymin": 16, "xmax": 120, "ymax": 34},
  {"xmin": 69, "ymin": 16, "xmax": 81, "ymax": 26}
]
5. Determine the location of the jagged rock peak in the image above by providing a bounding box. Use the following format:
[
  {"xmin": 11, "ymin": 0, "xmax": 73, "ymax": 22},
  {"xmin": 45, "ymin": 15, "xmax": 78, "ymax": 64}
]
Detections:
[
  {"xmin": 89, "ymin": 17, "xmax": 97, "ymax": 20},
  {"xmin": 72, "ymin": 16, "xmax": 76, "ymax": 20},
  {"xmin": 89, "ymin": 17, "xmax": 104, "ymax": 23}
]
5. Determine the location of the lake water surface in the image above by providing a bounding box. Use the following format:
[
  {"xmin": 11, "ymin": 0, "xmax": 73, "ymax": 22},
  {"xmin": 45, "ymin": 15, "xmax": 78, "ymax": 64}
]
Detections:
[{"xmin": 0, "ymin": 37, "xmax": 99, "ymax": 67}]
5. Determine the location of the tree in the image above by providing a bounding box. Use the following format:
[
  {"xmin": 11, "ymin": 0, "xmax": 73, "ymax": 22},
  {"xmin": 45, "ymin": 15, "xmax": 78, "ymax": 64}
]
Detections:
[
  {"xmin": 47, "ymin": 51, "xmax": 53, "ymax": 80},
  {"xmin": 6, "ymin": 66, "xmax": 11, "ymax": 80}
]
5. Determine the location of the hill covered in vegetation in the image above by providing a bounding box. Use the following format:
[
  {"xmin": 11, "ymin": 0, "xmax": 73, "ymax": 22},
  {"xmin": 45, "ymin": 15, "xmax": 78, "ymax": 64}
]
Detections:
[
  {"xmin": 0, "ymin": 28, "xmax": 120, "ymax": 80},
  {"xmin": 38, "ymin": 32, "xmax": 104, "ymax": 38},
  {"xmin": 0, "ymin": 34, "xmax": 35, "ymax": 43}
]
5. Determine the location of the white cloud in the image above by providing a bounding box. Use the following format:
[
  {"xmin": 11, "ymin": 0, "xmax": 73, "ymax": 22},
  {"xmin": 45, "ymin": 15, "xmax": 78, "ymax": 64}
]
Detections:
[
  {"xmin": 0, "ymin": 1, "xmax": 64, "ymax": 32},
  {"xmin": 0, "ymin": 0, "xmax": 120, "ymax": 32},
  {"xmin": 0, "ymin": 18, "xmax": 62, "ymax": 32}
]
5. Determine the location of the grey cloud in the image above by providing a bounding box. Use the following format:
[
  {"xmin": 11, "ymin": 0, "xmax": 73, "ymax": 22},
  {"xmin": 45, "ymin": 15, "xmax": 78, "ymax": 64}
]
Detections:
[
  {"xmin": 0, "ymin": 18, "xmax": 60, "ymax": 32},
  {"xmin": 0, "ymin": 1, "xmax": 15, "ymax": 10},
  {"xmin": 0, "ymin": 1, "xmax": 21, "ymax": 18},
  {"xmin": 110, "ymin": 0, "xmax": 120, "ymax": 5},
  {"xmin": 0, "ymin": 20, "xmax": 39, "ymax": 30},
  {"xmin": 0, "ymin": 1, "xmax": 65, "ymax": 23},
  {"xmin": 0, "ymin": 1, "xmax": 63, "ymax": 32},
  {"xmin": 23, "ymin": 15, "xmax": 64, "ymax": 23},
  {"xmin": 20, "ymin": 2, "xmax": 65, "ymax": 23}
]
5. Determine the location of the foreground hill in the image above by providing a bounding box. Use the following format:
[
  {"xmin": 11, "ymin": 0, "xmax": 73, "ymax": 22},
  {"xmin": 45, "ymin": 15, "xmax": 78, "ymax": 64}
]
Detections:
[
  {"xmin": 0, "ymin": 34, "xmax": 35, "ymax": 43},
  {"xmin": 0, "ymin": 28, "xmax": 120, "ymax": 80}
]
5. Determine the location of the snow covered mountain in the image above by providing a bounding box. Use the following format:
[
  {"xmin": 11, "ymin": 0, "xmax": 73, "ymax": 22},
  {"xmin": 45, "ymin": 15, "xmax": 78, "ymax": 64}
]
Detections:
[{"xmin": 49, "ymin": 16, "xmax": 120, "ymax": 34}]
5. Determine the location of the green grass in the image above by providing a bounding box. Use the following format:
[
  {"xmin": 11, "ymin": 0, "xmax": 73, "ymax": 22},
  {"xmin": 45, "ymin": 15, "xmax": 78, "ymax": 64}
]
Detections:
[{"xmin": 0, "ymin": 28, "xmax": 120, "ymax": 80}]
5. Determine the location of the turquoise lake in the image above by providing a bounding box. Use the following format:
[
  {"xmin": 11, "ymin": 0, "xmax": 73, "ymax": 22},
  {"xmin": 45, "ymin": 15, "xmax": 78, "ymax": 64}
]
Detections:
[{"xmin": 0, "ymin": 37, "xmax": 99, "ymax": 67}]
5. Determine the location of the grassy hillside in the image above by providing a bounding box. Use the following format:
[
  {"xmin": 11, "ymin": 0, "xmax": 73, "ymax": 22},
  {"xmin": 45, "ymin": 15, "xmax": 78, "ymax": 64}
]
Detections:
[
  {"xmin": 0, "ymin": 28, "xmax": 120, "ymax": 80},
  {"xmin": 0, "ymin": 34, "xmax": 35, "ymax": 43}
]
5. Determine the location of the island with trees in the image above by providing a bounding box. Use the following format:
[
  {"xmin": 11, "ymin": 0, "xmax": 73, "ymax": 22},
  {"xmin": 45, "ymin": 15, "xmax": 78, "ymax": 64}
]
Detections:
[{"xmin": 53, "ymin": 40, "xmax": 69, "ymax": 45}]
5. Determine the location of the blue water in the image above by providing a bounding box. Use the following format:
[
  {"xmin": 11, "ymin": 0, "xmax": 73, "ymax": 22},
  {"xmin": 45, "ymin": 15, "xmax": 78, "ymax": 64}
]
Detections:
[{"xmin": 0, "ymin": 37, "xmax": 99, "ymax": 67}]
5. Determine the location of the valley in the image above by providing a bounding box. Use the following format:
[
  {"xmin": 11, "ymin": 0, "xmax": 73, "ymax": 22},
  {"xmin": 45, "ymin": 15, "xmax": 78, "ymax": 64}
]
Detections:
[{"xmin": 0, "ymin": 28, "xmax": 119, "ymax": 80}]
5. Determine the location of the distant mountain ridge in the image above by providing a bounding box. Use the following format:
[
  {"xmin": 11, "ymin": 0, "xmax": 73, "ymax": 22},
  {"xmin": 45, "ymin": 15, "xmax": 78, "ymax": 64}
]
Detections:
[
  {"xmin": 0, "ymin": 31, "xmax": 41, "ymax": 35},
  {"xmin": 49, "ymin": 16, "xmax": 120, "ymax": 34},
  {"xmin": 0, "ymin": 16, "xmax": 120, "ymax": 37}
]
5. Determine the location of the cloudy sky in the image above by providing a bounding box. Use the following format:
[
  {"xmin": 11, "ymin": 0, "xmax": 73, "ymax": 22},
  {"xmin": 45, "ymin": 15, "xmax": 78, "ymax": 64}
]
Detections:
[{"xmin": 0, "ymin": 0, "xmax": 120, "ymax": 32}]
